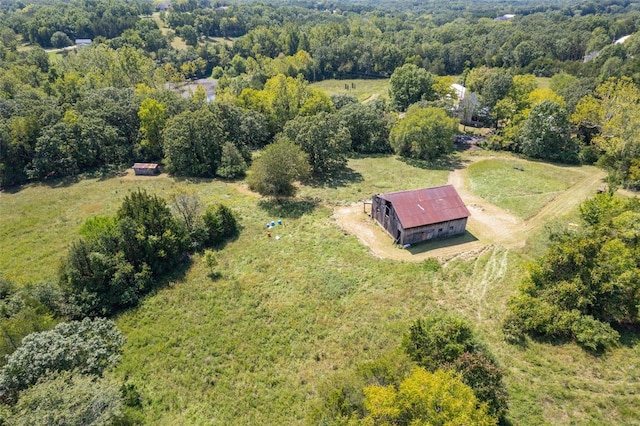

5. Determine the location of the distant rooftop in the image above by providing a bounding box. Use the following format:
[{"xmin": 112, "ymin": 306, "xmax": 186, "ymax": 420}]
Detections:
[{"xmin": 495, "ymin": 14, "xmax": 515, "ymax": 21}]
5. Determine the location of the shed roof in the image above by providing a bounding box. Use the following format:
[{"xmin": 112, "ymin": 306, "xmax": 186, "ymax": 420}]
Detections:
[
  {"xmin": 378, "ymin": 185, "xmax": 470, "ymax": 229},
  {"xmin": 132, "ymin": 163, "xmax": 159, "ymax": 169}
]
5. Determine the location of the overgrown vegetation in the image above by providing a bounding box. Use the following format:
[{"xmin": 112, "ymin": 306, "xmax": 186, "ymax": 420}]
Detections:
[
  {"xmin": 0, "ymin": 317, "xmax": 124, "ymax": 401},
  {"xmin": 314, "ymin": 313, "xmax": 507, "ymax": 424},
  {"xmin": 2, "ymin": 154, "xmax": 640, "ymax": 423},
  {"xmin": 404, "ymin": 315, "xmax": 508, "ymax": 421},
  {"xmin": 506, "ymin": 194, "xmax": 640, "ymax": 351},
  {"xmin": 4, "ymin": 0, "xmax": 640, "ymax": 422},
  {"xmin": 59, "ymin": 189, "xmax": 238, "ymax": 317}
]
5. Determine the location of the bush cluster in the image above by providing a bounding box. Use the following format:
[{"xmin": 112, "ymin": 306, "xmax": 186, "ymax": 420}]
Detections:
[
  {"xmin": 60, "ymin": 189, "xmax": 238, "ymax": 317},
  {"xmin": 506, "ymin": 194, "xmax": 640, "ymax": 351}
]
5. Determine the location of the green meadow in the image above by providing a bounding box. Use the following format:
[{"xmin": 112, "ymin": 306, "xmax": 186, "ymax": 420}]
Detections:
[
  {"xmin": 467, "ymin": 158, "xmax": 583, "ymax": 219},
  {"xmin": 309, "ymin": 79, "xmax": 390, "ymax": 103},
  {"xmin": 2, "ymin": 152, "xmax": 640, "ymax": 424}
]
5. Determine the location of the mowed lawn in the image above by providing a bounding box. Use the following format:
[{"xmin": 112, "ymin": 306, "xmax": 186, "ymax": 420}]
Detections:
[
  {"xmin": 467, "ymin": 158, "xmax": 583, "ymax": 219},
  {"xmin": 2, "ymin": 155, "xmax": 640, "ymax": 424},
  {"xmin": 309, "ymin": 78, "xmax": 389, "ymax": 102}
]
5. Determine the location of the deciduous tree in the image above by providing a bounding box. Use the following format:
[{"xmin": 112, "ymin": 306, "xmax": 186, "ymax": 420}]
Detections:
[
  {"xmin": 390, "ymin": 106, "xmax": 457, "ymax": 160},
  {"xmin": 280, "ymin": 112, "xmax": 351, "ymax": 176},
  {"xmin": 247, "ymin": 139, "xmax": 310, "ymax": 198},
  {"xmin": 1, "ymin": 371, "xmax": 125, "ymax": 425},
  {"xmin": 0, "ymin": 318, "xmax": 124, "ymax": 398},
  {"xmin": 519, "ymin": 100, "xmax": 577, "ymax": 163},
  {"xmin": 162, "ymin": 108, "xmax": 224, "ymax": 177},
  {"xmin": 363, "ymin": 368, "xmax": 496, "ymax": 426},
  {"xmin": 388, "ymin": 63, "xmax": 436, "ymax": 111}
]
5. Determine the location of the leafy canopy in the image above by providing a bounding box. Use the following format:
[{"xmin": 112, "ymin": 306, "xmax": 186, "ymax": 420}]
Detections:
[
  {"xmin": 506, "ymin": 194, "xmax": 640, "ymax": 351},
  {"xmin": 247, "ymin": 139, "xmax": 311, "ymax": 198},
  {"xmin": 389, "ymin": 64, "xmax": 436, "ymax": 111},
  {"xmin": 390, "ymin": 106, "xmax": 457, "ymax": 160},
  {"xmin": 362, "ymin": 367, "xmax": 496, "ymax": 426},
  {"xmin": 279, "ymin": 111, "xmax": 351, "ymax": 176},
  {"xmin": 403, "ymin": 314, "xmax": 508, "ymax": 420},
  {"xmin": 0, "ymin": 318, "xmax": 124, "ymax": 399}
]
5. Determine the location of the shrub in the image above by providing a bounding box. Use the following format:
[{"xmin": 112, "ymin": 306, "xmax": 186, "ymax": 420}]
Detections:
[
  {"xmin": 1, "ymin": 371, "xmax": 125, "ymax": 425},
  {"xmin": 203, "ymin": 204, "xmax": 239, "ymax": 246},
  {"xmin": 0, "ymin": 318, "xmax": 124, "ymax": 400},
  {"xmin": 403, "ymin": 315, "xmax": 480, "ymax": 371},
  {"xmin": 403, "ymin": 314, "xmax": 508, "ymax": 421},
  {"xmin": 507, "ymin": 195, "xmax": 640, "ymax": 352}
]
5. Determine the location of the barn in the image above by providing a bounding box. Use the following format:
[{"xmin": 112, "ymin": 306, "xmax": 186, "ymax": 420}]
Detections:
[
  {"xmin": 371, "ymin": 185, "xmax": 470, "ymax": 246},
  {"xmin": 132, "ymin": 163, "xmax": 160, "ymax": 176}
]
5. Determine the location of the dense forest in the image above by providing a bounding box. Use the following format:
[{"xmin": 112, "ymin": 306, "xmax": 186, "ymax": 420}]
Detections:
[{"xmin": 2, "ymin": 0, "xmax": 640, "ymax": 423}]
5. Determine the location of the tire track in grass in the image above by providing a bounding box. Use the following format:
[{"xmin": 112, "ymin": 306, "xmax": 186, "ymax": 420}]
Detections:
[{"xmin": 468, "ymin": 246, "xmax": 509, "ymax": 320}]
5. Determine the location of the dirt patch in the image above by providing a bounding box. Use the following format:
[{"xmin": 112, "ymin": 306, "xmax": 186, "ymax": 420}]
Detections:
[
  {"xmin": 333, "ymin": 204, "xmax": 485, "ymax": 262},
  {"xmin": 333, "ymin": 156, "xmax": 607, "ymax": 262},
  {"xmin": 228, "ymin": 182, "xmax": 260, "ymax": 198}
]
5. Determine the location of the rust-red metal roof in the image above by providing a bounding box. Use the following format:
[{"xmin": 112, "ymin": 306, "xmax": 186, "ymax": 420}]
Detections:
[
  {"xmin": 132, "ymin": 163, "xmax": 159, "ymax": 169},
  {"xmin": 379, "ymin": 185, "xmax": 470, "ymax": 229}
]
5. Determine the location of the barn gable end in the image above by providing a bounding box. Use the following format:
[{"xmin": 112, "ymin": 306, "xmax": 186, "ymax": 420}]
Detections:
[{"xmin": 371, "ymin": 185, "xmax": 470, "ymax": 246}]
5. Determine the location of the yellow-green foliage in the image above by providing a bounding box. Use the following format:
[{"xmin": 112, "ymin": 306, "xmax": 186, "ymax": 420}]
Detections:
[{"xmin": 362, "ymin": 368, "xmax": 496, "ymax": 425}]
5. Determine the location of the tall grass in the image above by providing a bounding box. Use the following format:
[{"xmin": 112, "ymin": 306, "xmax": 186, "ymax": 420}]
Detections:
[{"xmin": 2, "ymin": 155, "xmax": 639, "ymax": 424}]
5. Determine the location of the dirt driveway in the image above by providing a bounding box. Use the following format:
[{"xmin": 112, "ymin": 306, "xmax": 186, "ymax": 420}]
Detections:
[{"xmin": 333, "ymin": 157, "xmax": 607, "ymax": 262}]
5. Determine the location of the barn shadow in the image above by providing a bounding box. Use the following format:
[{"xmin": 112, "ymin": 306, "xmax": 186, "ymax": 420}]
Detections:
[
  {"xmin": 304, "ymin": 166, "xmax": 363, "ymax": 189},
  {"xmin": 398, "ymin": 154, "xmax": 465, "ymax": 171},
  {"xmin": 258, "ymin": 198, "xmax": 317, "ymax": 218},
  {"xmin": 405, "ymin": 230, "xmax": 479, "ymax": 255}
]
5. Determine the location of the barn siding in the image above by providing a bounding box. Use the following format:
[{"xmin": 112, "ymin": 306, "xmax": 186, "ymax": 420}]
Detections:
[
  {"xmin": 133, "ymin": 168, "xmax": 157, "ymax": 176},
  {"xmin": 400, "ymin": 217, "xmax": 468, "ymax": 245},
  {"xmin": 372, "ymin": 195, "xmax": 403, "ymax": 242}
]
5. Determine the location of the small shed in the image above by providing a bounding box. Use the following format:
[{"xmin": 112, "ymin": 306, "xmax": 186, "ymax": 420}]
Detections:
[
  {"xmin": 133, "ymin": 163, "xmax": 160, "ymax": 176},
  {"xmin": 371, "ymin": 185, "xmax": 470, "ymax": 246}
]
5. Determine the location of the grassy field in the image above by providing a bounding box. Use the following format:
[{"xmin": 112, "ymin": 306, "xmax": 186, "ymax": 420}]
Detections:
[
  {"xmin": 312, "ymin": 76, "xmax": 551, "ymax": 104},
  {"xmin": 466, "ymin": 158, "xmax": 583, "ymax": 219},
  {"xmin": 309, "ymin": 79, "xmax": 389, "ymax": 102},
  {"xmin": 2, "ymin": 153, "xmax": 640, "ymax": 424},
  {"xmin": 299, "ymin": 155, "xmax": 450, "ymax": 205}
]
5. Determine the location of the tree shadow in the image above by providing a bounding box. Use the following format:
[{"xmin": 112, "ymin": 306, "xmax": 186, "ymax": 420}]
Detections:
[
  {"xmin": 2, "ymin": 166, "xmax": 130, "ymax": 194},
  {"xmin": 112, "ymin": 256, "xmax": 192, "ymax": 318},
  {"xmin": 398, "ymin": 154, "xmax": 466, "ymax": 171},
  {"xmin": 304, "ymin": 166, "xmax": 364, "ymax": 189},
  {"xmin": 615, "ymin": 324, "xmax": 640, "ymax": 348},
  {"xmin": 171, "ymin": 175, "xmax": 216, "ymax": 185},
  {"xmin": 39, "ymin": 174, "xmax": 83, "ymax": 189},
  {"xmin": 258, "ymin": 198, "xmax": 318, "ymax": 219}
]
